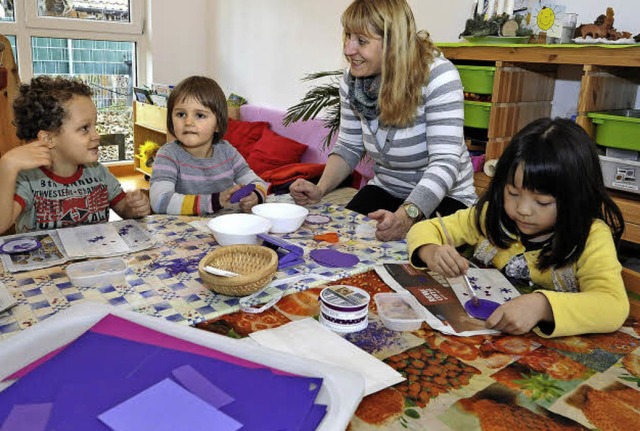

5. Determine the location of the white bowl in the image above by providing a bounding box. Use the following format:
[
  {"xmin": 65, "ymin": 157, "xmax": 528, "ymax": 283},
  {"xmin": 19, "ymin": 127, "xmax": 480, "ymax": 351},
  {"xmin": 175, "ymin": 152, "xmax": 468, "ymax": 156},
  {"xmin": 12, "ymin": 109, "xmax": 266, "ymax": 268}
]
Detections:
[
  {"xmin": 251, "ymin": 203, "xmax": 309, "ymax": 234},
  {"xmin": 207, "ymin": 214, "xmax": 272, "ymax": 246}
]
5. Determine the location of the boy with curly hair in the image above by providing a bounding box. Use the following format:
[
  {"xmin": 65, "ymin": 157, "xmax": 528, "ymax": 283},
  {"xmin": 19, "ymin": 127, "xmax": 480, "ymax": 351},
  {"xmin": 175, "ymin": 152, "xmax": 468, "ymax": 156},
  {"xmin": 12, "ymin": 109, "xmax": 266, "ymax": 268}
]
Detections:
[{"xmin": 0, "ymin": 76, "xmax": 149, "ymax": 234}]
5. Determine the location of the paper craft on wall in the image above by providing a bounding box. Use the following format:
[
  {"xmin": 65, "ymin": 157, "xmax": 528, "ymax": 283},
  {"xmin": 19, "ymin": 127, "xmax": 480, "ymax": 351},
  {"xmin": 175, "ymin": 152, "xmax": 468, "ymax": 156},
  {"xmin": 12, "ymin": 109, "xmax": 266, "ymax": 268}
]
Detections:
[{"xmin": 531, "ymin": 2, "xmax": 566, "ymax": 38}]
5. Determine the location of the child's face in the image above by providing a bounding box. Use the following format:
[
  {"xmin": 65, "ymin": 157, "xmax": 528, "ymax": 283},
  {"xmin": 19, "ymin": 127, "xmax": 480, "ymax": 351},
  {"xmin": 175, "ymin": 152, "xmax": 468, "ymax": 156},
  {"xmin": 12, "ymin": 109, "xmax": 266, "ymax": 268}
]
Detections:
[
  {"xmin": 171, "ymin": 97, "xmax": 218, "ymax": 157},
  {"xmin": 50, "ymin": 95, "xmax": 100, "ymax": 170},
  {"xmin": 503, "ymin": 164, "xmax": 557, "ymax": 237}
]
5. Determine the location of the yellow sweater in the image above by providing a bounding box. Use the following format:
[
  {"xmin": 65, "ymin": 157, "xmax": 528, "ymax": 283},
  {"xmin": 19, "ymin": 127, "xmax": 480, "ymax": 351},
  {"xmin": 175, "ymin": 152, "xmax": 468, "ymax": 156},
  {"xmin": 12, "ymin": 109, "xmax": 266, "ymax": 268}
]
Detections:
[{"xmin": 407, "ymin": 207, "xmax": 629, "ymax": 337}]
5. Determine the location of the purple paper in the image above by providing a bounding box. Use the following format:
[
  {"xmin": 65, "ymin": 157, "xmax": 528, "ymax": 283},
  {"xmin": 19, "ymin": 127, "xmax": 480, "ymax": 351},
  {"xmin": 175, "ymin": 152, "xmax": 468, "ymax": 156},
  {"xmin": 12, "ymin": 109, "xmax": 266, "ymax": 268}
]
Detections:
[
  {"xmin": 172, "ymin": 365, "xmax": 234, "ymax": 409},
  {"xmin": 230, "ymin": 184, "xmax": 256, "ymax": 203},
  {"xmin": 98, "ymin": 379, "xmax": 242, "ymax": 431},
  {"xmin": 300, "ymin": 404, "xmax": 328, "ymax": 431},
  {"xmin": 0, "ymin": 331, "xmax": 323, "ymax": 431},
  {"xmin": 464, "ymin": 298, "xmax": 501, "ymax": 320},
  {"xmin": 1, "ymin": 403, "xmax": 52, "ymax": 431},
  {"xmin": 310, "ymin": 248, "xmax": 359, "ymax": 268}
]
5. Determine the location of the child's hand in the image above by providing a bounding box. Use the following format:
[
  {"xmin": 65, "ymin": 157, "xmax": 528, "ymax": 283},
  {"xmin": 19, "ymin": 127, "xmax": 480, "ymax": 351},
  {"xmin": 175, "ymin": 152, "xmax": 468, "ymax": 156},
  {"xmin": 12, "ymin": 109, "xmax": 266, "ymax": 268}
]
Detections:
[
  {"xmin": 124, "ymin": 189, "xmax": 151, "ymax": 218},
  {"xmin": 0, "ymin": 141, "xmax": 52, "ymax": 173},
  {"xmin": 417, "ymin": 243, "xmax": 469, "ymax": 278},
  {"xmin": 485, "ymin": 293, "xmax": 553, "ymax": 335},
  {"xmin": 238, "ymin": 191, "xmax": 258, "ymax": 213},
  {"xmin": 219, "ymin": 184, "xmax": 242, "ymax": 208}
]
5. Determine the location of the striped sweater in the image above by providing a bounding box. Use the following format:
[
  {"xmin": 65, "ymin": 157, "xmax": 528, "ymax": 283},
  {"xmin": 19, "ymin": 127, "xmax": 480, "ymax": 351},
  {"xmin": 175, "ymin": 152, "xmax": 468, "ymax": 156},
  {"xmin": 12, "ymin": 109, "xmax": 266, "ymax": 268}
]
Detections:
[
  {"xmin": 149, "ymin": 141, "xmax": 267, "ymax": 215},
  {"xmin": 331, "ymin": 55, "xmax": 477, "ymax": 217}
]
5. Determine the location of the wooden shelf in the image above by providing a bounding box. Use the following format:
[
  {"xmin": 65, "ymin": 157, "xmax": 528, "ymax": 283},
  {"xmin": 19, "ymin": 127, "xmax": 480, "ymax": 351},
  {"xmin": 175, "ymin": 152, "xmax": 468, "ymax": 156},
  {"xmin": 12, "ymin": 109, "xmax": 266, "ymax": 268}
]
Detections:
[
  {"xmin": 440, "ymin": 44, "xmax": 640, "ymax": 161},
  {"xmin": 438, "ymin": 44, "xmax": 640, "ymax": 68},
  {"xmin": 132, "ymin": 102, "xmax": 173, "ymax": 176}
]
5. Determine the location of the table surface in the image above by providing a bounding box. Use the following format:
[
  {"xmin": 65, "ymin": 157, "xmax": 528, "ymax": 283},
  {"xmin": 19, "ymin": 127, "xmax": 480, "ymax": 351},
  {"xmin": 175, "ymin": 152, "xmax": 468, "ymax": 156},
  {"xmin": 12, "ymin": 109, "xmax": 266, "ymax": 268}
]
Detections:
[
  {"xmin": 2, "ymin": 189, "xmax": 640, "ymax": 430},
  {"xmin": 197, "ymin": 269, "xmax": 640, "ymax": 430},
  {"xmin": 0, "ymin": 188, "xmax": 409, "ymax": 341}
]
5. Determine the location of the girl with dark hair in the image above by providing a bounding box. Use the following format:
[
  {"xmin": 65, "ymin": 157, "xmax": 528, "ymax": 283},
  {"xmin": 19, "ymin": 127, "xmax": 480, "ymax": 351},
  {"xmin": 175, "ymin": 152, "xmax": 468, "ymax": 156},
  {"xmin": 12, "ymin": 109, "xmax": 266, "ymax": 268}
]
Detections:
[
  {"xmin": 407, "ymin": 118, "xmax": 628, "ymax": 338},
  {"xmin": 149, "ymin": 76, "xmax": 267, "ymax": 215}
]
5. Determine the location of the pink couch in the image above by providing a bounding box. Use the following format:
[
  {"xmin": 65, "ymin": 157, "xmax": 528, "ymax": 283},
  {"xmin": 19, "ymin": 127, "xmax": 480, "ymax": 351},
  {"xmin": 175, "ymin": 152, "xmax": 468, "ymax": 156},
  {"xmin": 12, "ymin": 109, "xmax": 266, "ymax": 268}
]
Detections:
[{"xmin": 239, "ymin": 105, "xmax": 374, "ymax": 187}]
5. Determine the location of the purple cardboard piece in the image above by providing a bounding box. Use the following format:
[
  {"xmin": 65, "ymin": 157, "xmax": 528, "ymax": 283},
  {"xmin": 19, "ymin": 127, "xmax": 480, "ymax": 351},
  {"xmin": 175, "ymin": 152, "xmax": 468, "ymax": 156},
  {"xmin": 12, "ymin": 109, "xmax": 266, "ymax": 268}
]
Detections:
[
  {"xmin": 98, "ymin": 378, "xmax": 242, "ymax": 431},
  {"xmin": 171, "ymin": 365, "xmax": 234, "ymax": 409},
  {"xmin": 310, "ymin": 248, "xmax": 359, "ymax": 268},
  {"xmin": 230, "ymin": 184, "xmax": 256, "ymax": 203},
  {"xmin": 0, "ymin": 331, "xmax": 323, "ymax": 431},
  {"xmin": 464, "ymin": 298, "xmax": 501, "ymax": 320},
  {"xmin": 1, "ymin": 403, "xmax": 52, "ymax": 431},
  {"xmin": 300, "ymin": 404, "xmax": 328, "ymax": 431}
]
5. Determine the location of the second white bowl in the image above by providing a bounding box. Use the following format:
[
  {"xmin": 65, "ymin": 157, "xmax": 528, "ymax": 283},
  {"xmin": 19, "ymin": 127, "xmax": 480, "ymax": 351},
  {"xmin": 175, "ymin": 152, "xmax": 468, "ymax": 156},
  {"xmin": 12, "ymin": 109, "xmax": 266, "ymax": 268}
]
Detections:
[{"xmin": 251, "ymin": 203, "xmax": 309, "ymax": 234}]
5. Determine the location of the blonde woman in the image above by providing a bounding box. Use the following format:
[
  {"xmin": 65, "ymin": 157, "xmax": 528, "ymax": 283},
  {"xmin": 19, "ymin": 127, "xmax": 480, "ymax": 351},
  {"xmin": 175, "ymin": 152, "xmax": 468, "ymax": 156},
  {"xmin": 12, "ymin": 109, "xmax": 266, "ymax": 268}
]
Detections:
[{"xmin": 291, "ymin": 0, "xmax": 476, "ymax": 241}]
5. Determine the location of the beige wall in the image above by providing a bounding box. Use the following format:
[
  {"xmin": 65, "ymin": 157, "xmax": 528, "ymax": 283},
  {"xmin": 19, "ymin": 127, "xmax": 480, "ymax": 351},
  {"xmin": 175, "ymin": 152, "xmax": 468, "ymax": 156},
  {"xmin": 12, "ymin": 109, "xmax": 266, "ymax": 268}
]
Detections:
[{"xmin": 149, "ymin": 1, "xmax": 640, "ymax": 110}]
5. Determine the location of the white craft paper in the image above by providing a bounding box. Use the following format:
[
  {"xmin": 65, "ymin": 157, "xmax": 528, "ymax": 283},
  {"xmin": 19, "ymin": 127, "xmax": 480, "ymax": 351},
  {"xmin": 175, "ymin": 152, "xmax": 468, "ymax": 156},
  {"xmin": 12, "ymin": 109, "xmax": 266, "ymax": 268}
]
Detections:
[{"xmin": 249, "ymin": 318, "xmax": 404, "ymax": 396}]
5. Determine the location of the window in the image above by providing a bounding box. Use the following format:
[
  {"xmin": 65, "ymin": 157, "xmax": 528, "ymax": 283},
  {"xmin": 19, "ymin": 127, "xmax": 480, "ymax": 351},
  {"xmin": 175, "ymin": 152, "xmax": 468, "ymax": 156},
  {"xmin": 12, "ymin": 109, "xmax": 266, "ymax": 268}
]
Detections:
[{"xmin": 0, "ymin": 0, "xmax": 146, "ymax": 162}]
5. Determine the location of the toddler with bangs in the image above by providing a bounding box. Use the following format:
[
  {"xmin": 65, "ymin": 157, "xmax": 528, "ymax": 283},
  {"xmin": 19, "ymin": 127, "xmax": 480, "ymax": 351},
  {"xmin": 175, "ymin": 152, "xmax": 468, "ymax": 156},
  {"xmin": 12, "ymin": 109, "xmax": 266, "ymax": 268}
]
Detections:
[{"xmin": 150, "ymin": 75, "xmax": 267, "ymax": 215}]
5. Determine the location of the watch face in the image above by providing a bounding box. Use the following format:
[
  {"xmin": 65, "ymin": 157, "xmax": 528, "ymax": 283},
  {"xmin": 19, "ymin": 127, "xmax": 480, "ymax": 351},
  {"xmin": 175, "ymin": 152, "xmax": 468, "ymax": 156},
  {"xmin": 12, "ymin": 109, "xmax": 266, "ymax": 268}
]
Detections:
[{"xmin": 405, "ymin": 204, "xmax": 419, "ymax": 219}]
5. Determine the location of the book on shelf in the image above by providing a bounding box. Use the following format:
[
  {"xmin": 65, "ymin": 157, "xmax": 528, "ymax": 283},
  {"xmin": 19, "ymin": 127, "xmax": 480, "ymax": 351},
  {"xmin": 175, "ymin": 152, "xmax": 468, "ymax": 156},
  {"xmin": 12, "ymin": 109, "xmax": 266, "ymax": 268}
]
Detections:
[{"xmin": 374, "ymin": 263, "xmax": 520, "ymax": 337}]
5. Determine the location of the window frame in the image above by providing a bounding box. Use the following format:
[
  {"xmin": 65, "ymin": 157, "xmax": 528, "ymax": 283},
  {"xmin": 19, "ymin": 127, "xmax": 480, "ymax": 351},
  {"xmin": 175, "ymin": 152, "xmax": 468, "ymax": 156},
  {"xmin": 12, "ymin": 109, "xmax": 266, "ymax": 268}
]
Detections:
[
  {"xmin": 24, "ymin": 0, "xmax": 143, "ymax": 34},
  {"xmin": 0, "ymin": 0, "xmax": 147, "ymax": 83}
]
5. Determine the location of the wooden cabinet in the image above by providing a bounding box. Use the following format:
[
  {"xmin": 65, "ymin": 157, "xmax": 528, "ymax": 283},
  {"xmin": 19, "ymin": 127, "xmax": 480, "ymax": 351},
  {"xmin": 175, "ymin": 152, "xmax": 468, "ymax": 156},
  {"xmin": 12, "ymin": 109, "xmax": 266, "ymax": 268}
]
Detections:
[
  {"xmin": 132, "ymin": 101, "xmax": 172, "ymax": 175},
  {"xmin": 440, "ymin": 44, "xmax": 640, "ymax": 159},
  {"xmin": 439, "ymin": 44, "xmax": 640, "ymax": 245}
]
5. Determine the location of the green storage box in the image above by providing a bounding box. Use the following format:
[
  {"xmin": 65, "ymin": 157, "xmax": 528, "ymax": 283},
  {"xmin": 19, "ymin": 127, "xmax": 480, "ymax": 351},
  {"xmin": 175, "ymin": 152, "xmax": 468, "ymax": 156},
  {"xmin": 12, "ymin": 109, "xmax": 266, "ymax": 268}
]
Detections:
[
  {"xmin": 464, "ymin": 101, "xmax": 492, "ymax": 129},
  {"xmin": 587, "ymin": 109, "xmax": 640, "ymax": 151},
  {"xmin": 456, "ymin": 65, "xmax": 496, "ymax": 95}
]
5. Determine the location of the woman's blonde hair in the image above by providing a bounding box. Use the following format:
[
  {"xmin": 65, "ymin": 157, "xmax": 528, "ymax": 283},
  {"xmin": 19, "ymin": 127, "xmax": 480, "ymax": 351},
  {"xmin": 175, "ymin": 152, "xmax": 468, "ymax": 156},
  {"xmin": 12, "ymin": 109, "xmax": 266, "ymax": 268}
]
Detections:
[{"xmin": 341, "ymin": 0, "xmax": 439, "ymax": 127}]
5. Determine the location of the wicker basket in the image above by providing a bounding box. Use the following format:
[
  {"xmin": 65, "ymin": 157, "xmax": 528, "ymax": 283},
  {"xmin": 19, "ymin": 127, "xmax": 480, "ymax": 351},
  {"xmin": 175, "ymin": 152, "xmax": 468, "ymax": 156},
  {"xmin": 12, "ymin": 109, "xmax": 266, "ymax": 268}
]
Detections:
[{"xmin": 198, "ymin": 245, "xmax": 278, "ymax": 296}]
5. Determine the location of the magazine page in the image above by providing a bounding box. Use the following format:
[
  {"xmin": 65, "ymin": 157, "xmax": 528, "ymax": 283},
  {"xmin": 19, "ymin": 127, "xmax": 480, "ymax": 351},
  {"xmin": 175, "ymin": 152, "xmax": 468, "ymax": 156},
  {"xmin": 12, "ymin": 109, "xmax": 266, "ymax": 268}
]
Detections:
[
  {"xmin": 0, "ymin": 231, "xmax": 68, "ymax": 273},
  {"xmin": 375, "ymin": 263, "xmax": 510, "ymax": 337},
  {"xmin": 56, "ymin": 224, "xmax": 130, "ymax": 258},
  {"xmin": 0, "ymin": 221, "xmax": 157, "ymax": 273},
  {"xmin": 56, "ymin": 220, "xmax": 157, "ymax": 258}
]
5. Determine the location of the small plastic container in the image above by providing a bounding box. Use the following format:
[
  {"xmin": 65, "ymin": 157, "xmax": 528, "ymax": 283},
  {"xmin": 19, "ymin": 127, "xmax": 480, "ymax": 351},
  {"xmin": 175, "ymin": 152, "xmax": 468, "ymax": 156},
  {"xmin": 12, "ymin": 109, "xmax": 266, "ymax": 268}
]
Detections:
[
  {"xmin": 66, "ymin": 257, "xmax": 127, "ymax": 287},
  {"xmin": 456, "ymin": 65, "xmax": 496, "ymax": 95},
  {"xmin": 464, "ymin": 101, "xmax": 492, "ymax": 129},
  {"xmin": 374, "ymin": 292, "xmax": 425, "ymax": 332}
]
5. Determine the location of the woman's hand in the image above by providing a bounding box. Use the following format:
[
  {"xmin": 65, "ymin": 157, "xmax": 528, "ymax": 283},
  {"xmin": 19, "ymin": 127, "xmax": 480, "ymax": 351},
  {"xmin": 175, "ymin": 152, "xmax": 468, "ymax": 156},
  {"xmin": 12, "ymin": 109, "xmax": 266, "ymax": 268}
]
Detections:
[
  {"xmin": 368, "ymin": 209, "xmax": 413, "ymax": 241},
  {"xmin": 290, "ymin": 179, "xmax": 323, "ymax": 205},
  {"xmin": 417, "ymin": 243, "xmax": 469, "ymax": 277},
  {"xmin": 485, "ymin": 293, "xmax": 554, "ymax": 335}
]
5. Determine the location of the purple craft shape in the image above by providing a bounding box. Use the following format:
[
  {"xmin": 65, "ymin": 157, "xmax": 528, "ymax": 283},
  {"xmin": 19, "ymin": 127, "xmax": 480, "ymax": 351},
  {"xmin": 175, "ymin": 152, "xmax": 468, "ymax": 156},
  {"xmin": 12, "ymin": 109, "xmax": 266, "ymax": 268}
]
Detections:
[
  {"xmin": 310, "ymin": 249, "xmax": 359, "ymax": 268},
  {"xmin": 305, "ymin": 214, "xmax": 331, "ymax": 225},
  {"xmin": 230, "ymin": 184, "xmax": 256, "ymax": 203},
  {"xmin": 464, "ymin": 298, "xmax": 501, "ymax": 321},
  {"xmin": 0, "ymin": 237, "xmax": 41, "ymax": 254}
]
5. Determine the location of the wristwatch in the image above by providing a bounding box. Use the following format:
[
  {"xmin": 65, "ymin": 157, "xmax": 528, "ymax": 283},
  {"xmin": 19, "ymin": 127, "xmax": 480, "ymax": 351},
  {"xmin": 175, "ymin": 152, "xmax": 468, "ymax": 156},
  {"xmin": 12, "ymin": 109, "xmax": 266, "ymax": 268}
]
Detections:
[{"xmin": 402, "ymin": 202, "xmax": 423, "ymax": 223}]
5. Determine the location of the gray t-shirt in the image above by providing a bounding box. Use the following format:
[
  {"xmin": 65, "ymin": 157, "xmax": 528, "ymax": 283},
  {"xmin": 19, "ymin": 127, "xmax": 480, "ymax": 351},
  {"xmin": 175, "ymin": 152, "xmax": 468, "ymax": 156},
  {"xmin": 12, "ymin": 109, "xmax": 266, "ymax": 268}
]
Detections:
[{"xmin": 14, "ymin": 163, "xmax": 125, "ymax": 232}]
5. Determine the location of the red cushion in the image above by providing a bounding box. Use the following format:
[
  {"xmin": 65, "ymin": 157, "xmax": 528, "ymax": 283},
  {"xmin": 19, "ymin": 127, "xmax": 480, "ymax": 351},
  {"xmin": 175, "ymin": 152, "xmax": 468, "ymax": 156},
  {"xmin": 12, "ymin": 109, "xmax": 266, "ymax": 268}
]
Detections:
[
  {"xmin": 246, "ymin": 128, "xmax": 308, "ymax": 175},
  {"xmin": 223, "ymin": 119, "xmax": 270, "ymax": 159}
]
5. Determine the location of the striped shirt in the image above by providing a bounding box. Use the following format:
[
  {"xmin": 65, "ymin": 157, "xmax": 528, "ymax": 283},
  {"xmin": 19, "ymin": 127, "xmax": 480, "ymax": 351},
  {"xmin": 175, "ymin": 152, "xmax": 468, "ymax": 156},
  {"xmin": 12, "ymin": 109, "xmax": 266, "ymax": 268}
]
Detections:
[
  {"xmin": 331, "ymin": 55, "xmax": 477, "ymax": 217},
  {"xmin": 149, "ymin": 141, "xmax": 267, "ymax": 215}
]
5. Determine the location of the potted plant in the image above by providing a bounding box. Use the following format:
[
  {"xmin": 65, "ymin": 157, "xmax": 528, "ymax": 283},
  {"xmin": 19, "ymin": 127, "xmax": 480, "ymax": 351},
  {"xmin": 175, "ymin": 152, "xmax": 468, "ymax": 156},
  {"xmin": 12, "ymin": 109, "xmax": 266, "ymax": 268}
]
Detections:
[{"xmin": 283, "ymin": 70, "xmax": 342, "ymax": 149}]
